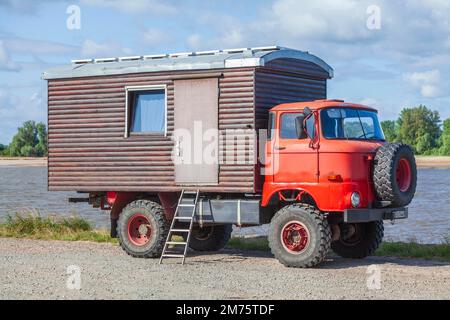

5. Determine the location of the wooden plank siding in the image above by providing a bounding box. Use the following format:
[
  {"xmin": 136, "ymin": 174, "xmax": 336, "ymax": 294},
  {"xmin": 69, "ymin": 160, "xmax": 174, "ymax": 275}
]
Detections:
[
  {"xmin": 47, "ymin": 58, "xmax": 329, "ymax": 194},
  {"xmin": 47, "ymin": 68, "xmax": 256, "ymax": 193},
  {"xmin": 253, "ymin": 59, "xmax": 328, "ymax": 191}
]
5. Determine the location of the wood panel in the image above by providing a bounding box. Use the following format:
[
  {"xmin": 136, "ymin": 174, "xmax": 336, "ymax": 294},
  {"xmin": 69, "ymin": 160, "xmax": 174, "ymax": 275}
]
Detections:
[{"xmin": 47, "ymin": 68, "xmax": 256, "ymax": 192}]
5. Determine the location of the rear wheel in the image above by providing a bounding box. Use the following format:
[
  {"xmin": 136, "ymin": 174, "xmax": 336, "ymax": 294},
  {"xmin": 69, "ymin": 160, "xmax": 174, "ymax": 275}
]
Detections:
[
  {"xmin": 268, "ymin": 204, "xmax": 331, "ymax": 268},
  {"xmin": 331, "ymin": 221, "xmax": 384, "ymax": 259},
  {"xmin": 117, "ymin": 200, "xmax": 169, "ymax": 258},
  {"xmin": 188, "ymin": 224, "xmax": 232, "ymax": 251}
]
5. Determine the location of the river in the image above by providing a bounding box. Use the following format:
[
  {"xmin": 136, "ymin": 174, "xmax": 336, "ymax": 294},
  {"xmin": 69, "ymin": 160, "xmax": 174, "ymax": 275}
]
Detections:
[{"xmin": 0, "ymin": 166, "xmax": 448, "ymax": 244}]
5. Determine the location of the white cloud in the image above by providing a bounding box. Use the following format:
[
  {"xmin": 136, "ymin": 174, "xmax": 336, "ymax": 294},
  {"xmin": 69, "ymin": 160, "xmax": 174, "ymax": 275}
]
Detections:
[
  {"xmin": 1, "ymin": 37, "xmax": 78, "ymax": 55},
  {"xmin": 404, "ymin": 70, "xmax": 442, "ymax": 98},
  {"xmin": 270, "ymin": 0, "xmax": 374, "ymax": 42},
  {"xmin": 0, "ymin": 40, "xmax": 20, "ymax": 71},
  {"xmin": 141, "ymin": 29, "xmax": 168, "ymax": 45},
  {"xmin": 81, "ymin": 39, "xmax": 132, "ymax": 57},
  {"xmin": 81, "ymin": 0, "xmax": 177, "ymax": 15},
  {"xmin": 0, "ymin": 88, "xmax": 46, "ymax": 144},
  {"xmin": 186, "ymin": 34, "xmax": 202, "ymax": 50}
]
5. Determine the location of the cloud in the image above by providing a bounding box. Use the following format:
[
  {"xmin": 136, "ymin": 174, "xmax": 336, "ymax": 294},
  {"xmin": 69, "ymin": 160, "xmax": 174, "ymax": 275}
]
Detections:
[
  {"xmin": 0, "ymin": 88, "xmax": 46, "ymax": 144},
  {"xmin": 81, "ymin": 39, "xmax": 132, "ymax": 57},
  {"xmin": 80, "ymin": 0, "xmax": 177, "ymax": 15},
  {"xmin": 404, "ymin": 70, "xmax": 442, "ymax": 98},
  {"xmin": 141, "ymin": 29, "xmax": 168, "ymax": 45},
  {"xmin": 186, "ymin": 34, "xmax": 202, "ymax": 50},
  {"xmin": 270, "ymin": 0, "xmax": 375, "ymax": 43},
  {"xmin": 0, "ymin": 40, "xmax": 20, "ymax": 71},
  {"xmin": 1, "ymin": 36, "xmax": 78, "ymax": 55}
]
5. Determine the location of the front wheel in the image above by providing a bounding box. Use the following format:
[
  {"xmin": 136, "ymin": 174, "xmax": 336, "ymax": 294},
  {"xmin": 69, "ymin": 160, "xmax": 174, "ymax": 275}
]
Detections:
[
  {"xmin": 331, "ymin": 221, "xmax": 384, "ymax": 259},
  {"xmin": 268, "ymin": 204, "xmax": 331, "ymax": 268}
]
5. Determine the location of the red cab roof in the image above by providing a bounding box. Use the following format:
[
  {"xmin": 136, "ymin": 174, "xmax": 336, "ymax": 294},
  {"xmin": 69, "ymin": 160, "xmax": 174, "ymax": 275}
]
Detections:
[{"xmin": 270, "ymin": 99, "xmax": 378, "ymax": 112}]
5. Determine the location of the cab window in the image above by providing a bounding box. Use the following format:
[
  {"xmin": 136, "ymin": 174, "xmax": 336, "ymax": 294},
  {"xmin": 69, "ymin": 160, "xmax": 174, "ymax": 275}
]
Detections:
[{"xmin": 280, "ymin": 112, "xmax": 316, "ymax": 139}]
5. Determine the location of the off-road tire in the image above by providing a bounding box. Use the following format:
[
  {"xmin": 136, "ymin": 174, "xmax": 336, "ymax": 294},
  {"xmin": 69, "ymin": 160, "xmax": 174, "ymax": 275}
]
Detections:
[
  {"xmin": 331, "ymin": 221, "xmax": 384, "ymax": 258},
  {"xmin": 117, "ymin": 199, "xmax": 169, "ymax": 258},
  {"xmin": 268, "ymin": 203, "xmax": 331, "ymax": 268},
  {"xmin": 373, "ymin": 143, "xmax": 417, "ymax": 207},
  {"xmin": 188, "ymin": 224, "xmax": 232, "ymax": 251}
]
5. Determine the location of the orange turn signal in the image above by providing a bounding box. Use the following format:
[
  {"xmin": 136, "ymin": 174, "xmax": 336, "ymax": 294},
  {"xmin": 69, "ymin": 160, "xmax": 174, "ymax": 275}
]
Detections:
[{"xmin": 328, "ymin": 174, "xmax": 343, "ymax": 182}]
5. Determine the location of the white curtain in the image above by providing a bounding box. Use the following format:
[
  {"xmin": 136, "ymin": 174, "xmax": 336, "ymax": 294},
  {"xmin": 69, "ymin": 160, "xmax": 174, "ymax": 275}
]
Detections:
[{"xmin": 131, "ymin": 91, "xmax": 165, "ymax": 133}]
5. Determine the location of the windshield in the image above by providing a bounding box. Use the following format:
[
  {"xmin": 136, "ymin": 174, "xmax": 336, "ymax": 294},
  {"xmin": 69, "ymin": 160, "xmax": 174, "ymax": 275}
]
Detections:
[{"xmin": 321, "ymin": 108, "xmax": 385, "ymax": 140}]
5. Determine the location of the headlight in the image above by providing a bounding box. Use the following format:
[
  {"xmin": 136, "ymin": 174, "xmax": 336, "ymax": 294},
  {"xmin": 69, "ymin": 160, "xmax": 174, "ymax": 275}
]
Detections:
[{"xmin": 350, "ymin": 192, "xmax": 361, "ymax": 208}]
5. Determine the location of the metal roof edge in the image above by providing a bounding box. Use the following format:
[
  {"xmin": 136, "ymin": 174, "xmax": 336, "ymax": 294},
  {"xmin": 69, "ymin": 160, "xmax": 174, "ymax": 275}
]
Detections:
[{"xmin": 259, "ymin": 48, "xmax": 334, "ymax": 78}]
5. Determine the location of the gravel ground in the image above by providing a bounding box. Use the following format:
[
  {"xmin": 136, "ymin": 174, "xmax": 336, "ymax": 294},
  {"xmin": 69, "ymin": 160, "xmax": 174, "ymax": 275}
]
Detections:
[{"xmin": 0, "ymin": 238, "xmax": 449, "ymax": 300}]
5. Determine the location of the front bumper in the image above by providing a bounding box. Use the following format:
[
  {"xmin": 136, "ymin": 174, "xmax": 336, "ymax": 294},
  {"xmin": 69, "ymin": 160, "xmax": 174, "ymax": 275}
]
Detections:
[{"xmin": 344, "ymin": 207, "xmax": 408, "ymax": 223}]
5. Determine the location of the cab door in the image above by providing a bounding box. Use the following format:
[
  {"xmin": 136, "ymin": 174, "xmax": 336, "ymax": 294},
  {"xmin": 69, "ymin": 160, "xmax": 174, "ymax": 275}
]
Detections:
[{"xmin": 273, "ymin": 112, "xmax": 319, "ymax": 184}]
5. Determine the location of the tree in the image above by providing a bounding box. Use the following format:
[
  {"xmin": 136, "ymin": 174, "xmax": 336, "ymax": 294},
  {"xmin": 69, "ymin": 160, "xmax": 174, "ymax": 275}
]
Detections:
[
  {"xmin": 8, "ymin": 121, "xmax": 48, "ymax": 157},
  {"xmin": 440, "ymin": 118, "xmax": 450, "ymax": 156},
  {"xmin": 397, "ymin": 105, "xmax": 441, "ymax": 154},
  {"xmin": 381, "ymin": 120, "xmax": 398, "ymax": 142}
]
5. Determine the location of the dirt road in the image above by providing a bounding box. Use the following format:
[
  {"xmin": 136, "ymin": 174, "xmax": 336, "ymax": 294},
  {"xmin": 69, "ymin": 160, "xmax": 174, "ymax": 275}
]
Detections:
[{"xmin": 0, "ymin": 238, "xmax": 448, "ymax": 300}]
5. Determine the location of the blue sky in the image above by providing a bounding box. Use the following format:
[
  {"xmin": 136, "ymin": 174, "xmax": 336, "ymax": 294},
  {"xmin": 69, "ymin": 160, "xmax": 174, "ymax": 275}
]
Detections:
[{"xmin": 0, "ymin": 0, "xmax": 449, "ymax": 144}]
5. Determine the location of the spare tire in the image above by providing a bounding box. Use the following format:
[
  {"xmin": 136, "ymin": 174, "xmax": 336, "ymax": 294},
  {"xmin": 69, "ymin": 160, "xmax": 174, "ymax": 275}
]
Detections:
[{"xmin": 373, "ymin": 143, "xmax": 417, "ymax": 207}]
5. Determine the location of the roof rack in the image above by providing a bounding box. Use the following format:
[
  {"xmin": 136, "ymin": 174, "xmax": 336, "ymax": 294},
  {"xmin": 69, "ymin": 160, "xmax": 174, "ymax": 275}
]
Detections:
[{"xmin": 70, "ymin": 46, "xmax": 281, "ymax": 65}]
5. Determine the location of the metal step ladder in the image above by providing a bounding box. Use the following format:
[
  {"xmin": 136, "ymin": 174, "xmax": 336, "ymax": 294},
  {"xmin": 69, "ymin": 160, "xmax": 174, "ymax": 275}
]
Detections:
[{"xmin": 159, "ymin": 189, "xmax": 199, "ymax": 265}]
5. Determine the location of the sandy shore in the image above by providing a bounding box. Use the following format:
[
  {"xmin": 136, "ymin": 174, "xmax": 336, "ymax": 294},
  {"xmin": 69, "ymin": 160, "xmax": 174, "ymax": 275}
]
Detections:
[
  {"xmin": 1, "ymin": 156, "xmax": 449, "ymax": 169},
  {"xmin": 0, "ymin": 157, "xmax": 47, "ymax": 167},
  {"xmin": 415, "ymin": 156, "xmax": 450, "ymax": 169}
]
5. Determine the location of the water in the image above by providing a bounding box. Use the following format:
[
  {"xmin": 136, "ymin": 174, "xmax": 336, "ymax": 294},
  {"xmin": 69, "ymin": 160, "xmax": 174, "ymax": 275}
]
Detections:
[{"xmin": 0, "ymin": 166, "xmax": 448, "ymax": 244}]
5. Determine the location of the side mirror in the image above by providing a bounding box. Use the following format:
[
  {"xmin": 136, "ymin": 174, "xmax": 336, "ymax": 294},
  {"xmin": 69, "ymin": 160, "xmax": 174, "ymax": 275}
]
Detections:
[
  {"xmin": 303, "ymin": 107, "xmax": 312, "ymax": 117},
  {"xmin": 295, "ymin": 115, "xmax": 307, "ymax": 139}
]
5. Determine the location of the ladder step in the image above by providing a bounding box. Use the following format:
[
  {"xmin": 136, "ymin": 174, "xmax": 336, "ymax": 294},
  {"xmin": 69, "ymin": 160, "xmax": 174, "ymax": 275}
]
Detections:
[
  {"xmin": 166, "ymin": 241, "xmax": 187, "ymax": 245},
  {"xmin": 178, "ymin": 204, "xmax": 196, "ymax": 207},
  {"xmin": 162, "ymin": 254, "xmax": 185, "ymax": 258},
  {"xmin": 174, "ymin": 216, "xmax": 193, "ymax": 220},
  {"xmin": 170, "ymin": 229, "xmax": 190, "ymax": 233}
]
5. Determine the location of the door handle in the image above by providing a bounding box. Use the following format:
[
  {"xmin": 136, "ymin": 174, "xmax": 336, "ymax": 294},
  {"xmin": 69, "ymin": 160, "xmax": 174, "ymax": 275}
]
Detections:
[{"xmin": 275, "ymin": 145, "xmax": 286, "ymax": 150}]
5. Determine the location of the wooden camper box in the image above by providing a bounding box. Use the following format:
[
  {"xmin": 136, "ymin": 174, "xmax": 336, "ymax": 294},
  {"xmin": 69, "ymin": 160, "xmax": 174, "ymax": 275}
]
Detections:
[{"xmin": 43, "ymin": 46, "xmax": 333, "ymax": 194}]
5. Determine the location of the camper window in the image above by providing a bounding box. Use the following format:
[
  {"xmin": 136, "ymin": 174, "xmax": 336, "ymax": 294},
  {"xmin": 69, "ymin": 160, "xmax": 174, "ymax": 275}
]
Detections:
[{"xmin": 125, "ymin": 85, "xmax": 167, "ymax": 137}]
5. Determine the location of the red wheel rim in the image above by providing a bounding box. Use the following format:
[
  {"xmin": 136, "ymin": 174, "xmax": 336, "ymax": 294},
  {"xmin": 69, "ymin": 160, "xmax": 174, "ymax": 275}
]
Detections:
[
  {"xmin": 281, "ymin": 221, "xmax": 309, "ymax": 254},
  {"xmin": 127, "ymin": 214, "xmax": 152, "ymax": 246},
  {"xmin": 396, "ymin": 158, "xmax": 412, "ymax": 192}
]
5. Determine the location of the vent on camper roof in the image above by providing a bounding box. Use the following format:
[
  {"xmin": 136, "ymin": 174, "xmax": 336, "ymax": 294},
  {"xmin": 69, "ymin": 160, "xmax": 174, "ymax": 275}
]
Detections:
[{"xmin": 70, "ymin": 46, "xmax": 281, "ymax": 65}]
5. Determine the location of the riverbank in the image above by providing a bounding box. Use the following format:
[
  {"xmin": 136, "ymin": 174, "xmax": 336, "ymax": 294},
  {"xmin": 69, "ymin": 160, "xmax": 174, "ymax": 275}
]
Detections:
[
  {"xmin": 1, "ymin": 156, "xmax": 450, "ymax": 168},
  {"xmin": 0, "ymin": 157, "xmax": 46, "ymax": 167},
  {"xmin": 1, "ymin": 215, "xmax": 448, "ymax": 261}
]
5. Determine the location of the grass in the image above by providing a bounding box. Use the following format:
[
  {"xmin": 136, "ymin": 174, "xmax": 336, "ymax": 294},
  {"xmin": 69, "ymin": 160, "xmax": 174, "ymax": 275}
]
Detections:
[
  {"xmin": 0, "ymin": 215, "xmax": 448, "ymax": 261},
  {"xmin": 0, "ymin": 213, "xmax": 117, "ymax": 244},
  {"xmin": 227, "ymin": 236, "xmax": 450, "ymax": 261}
]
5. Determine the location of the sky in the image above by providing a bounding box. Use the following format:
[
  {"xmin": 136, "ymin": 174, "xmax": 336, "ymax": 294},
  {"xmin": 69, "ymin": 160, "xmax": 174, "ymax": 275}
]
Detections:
[{"xmin": 0, "ymin": 0, "xmax": 449, "ymax": 144}]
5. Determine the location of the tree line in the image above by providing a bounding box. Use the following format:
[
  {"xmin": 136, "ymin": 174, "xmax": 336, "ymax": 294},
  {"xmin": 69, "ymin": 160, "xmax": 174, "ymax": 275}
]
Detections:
[
  {"xmin": 0, "ymin": 105, "xmax": 449, "ymax": 157},
  {"xmin": 381, "ymin": 105, "xmax": 450, "ymax": 155},
  {"xmin": 0, "ymin": 121, "xmax": 48, "ymax": 157}
]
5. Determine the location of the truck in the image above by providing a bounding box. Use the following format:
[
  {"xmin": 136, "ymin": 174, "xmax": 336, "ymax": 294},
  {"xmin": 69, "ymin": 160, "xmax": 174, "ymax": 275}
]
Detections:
[{"xmin": 42, "ymin": 46, "xmax": 416, "ymax": 267}]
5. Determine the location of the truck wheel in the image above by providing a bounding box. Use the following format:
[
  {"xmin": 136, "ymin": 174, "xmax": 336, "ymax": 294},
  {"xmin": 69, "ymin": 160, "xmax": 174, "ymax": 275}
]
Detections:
[
  {"xmin": 268, "ymin": 204, "xmax": 331, "ymax": 268},
  {"xmin": 117, "ymin": 199, "xmax": 169, "ymax": 258},
  {"xmin": 331, "ymin": 221, "xmax": 384, "ymax": 259},
  {"xmin": 188, "ymin": 224, "xmax": 232, "ymax": 251},
  {"xmin": 374, "ymin": 143, "xmax": 417, "ymax": 207}
]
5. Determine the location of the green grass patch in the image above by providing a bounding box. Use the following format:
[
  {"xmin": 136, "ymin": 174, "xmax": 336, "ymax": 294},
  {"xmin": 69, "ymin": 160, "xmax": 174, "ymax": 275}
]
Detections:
[
  {"xmin": 375, "ymin": 241, "xmax": 450, "ymax": 261},
  {"xmin": 226, "ymin": 236, "xmax": 450, "ymax": 261},
  {"xmin": 1, "ymin": 215, "xmax": 448, "ymax": 261},
  {"xmin": 227, "ymin": 236, "xmax": 270, "ymax": 251},
  {"xmin": 0, "ymin": 213, "xmax": 117, "ymax": 244}
]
